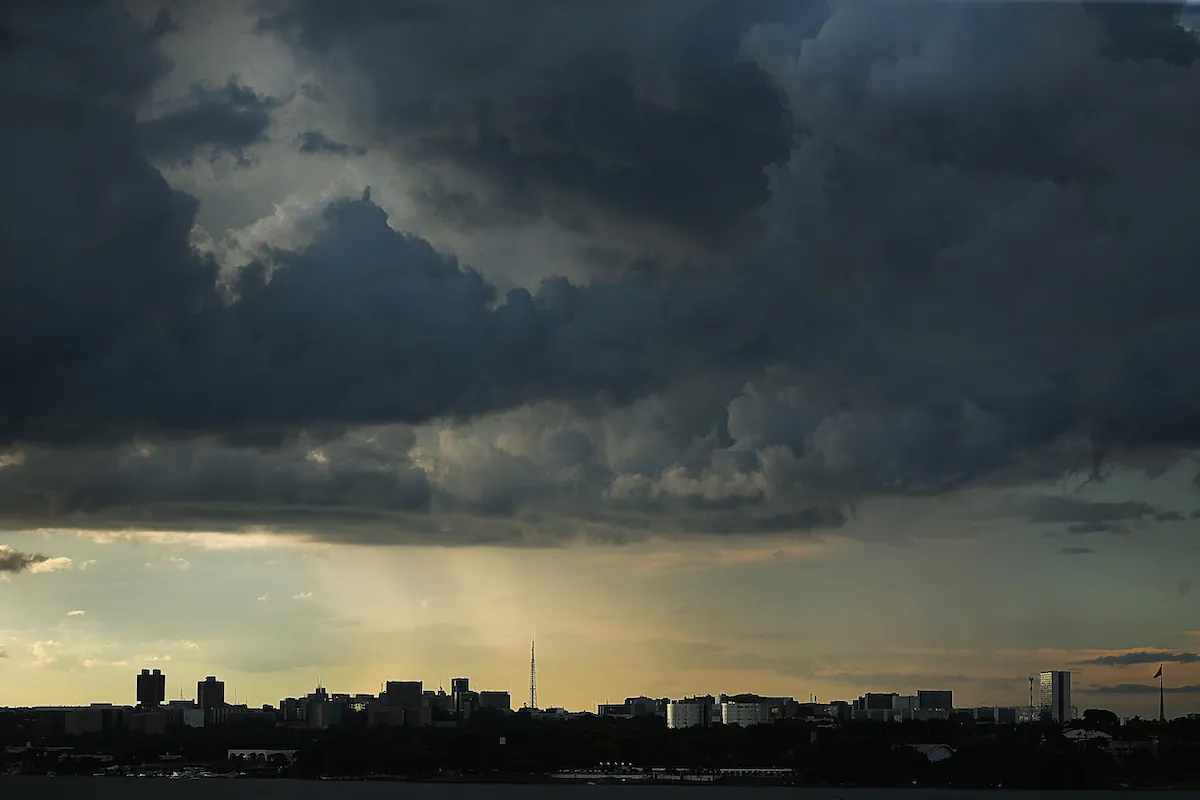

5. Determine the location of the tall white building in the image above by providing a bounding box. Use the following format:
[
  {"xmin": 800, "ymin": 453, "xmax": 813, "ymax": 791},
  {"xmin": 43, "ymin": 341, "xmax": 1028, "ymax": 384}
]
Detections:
[{"xmin": 1039, "ymin": 671, "xmax": 1071, "ymax": 723}]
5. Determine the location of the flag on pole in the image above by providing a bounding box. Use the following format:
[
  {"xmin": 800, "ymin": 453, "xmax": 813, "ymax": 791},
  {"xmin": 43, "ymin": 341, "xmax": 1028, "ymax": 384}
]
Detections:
[{"xmin": 1154, "ymin": 665, "xmax": 1163, "ymax": 679}]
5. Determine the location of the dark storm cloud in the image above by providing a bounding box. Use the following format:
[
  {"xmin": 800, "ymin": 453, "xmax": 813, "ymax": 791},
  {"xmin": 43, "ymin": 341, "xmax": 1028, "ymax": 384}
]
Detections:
[
  {"xmin": 0, "ymin": 185, "xmax": 808, "ymax": 444},
  {"xmin": 3, "ymin": 1, "xmax": 1200, "ymax": 541},
  {"xmin": 254, "ymin": 0, "xmax": 806, "ymax": 249},
  {"xmin": 139, "ymin": 79, "xmax": 278, "ymax": 164},
  {"xmin": 295, "ymin": 130, "xmax": 365, "ymax": 156},
  {"xmin": 1059, "ymin": 547, "xmax": 1096, "ymax": 556},
  {"xmin": 1085, "ymin": 683, "xmax": 1200, "ymax": 695},
  {"xmin": 0, "ymin": 545, "xmax": 53, "ymax": 573},
  {"xmin": 1079, "ymin": 651, "xmax": 1199, "ymax": 668}
]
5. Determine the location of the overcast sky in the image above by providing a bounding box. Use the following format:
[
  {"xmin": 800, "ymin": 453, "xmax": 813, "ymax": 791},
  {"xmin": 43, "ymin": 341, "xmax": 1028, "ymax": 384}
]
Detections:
[{"xmin": 1, "ymin": 0, "xmax": 1198, "ymax": 717}]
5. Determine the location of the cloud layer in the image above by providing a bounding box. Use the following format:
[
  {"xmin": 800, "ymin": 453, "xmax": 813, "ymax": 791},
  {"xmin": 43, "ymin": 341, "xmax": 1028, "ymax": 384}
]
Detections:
[
  {"xmin": 1079, "ymin": 651, "xmax": 1199, "ymax": 668},
  {"xmin": 2, "ymin": 1, "xmax": 1200, "ymax": 542}
]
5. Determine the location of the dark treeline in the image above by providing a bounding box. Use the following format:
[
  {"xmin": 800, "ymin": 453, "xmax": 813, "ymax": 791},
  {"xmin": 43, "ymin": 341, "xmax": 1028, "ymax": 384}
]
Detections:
[{"xmin": 4, "ymin": 709, "xmax": 1200, "ymax": 787}]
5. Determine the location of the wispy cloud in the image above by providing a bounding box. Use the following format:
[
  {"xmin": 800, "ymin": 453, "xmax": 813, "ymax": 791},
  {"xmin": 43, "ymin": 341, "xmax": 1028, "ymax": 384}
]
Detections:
[
  {"xmin": 256, "ymin": 593, "xmax": 269, "ymax": 602},
  {"xmin": 145, "ymin": 556, "xmax": 191, "ymax": 571},
  {"xmin": 31, "ymin": 557, "xmax": 73, "ymax": 573},
  {"xmin": 66, "ymin": 609, "xmax": 86, "ymax": 617},
  {"xmin": 80, "ymin": 658, "xmax": 129, "ymax": 669},
  {"xmin": 583, "ymin": 537, "xmax": 841, "ymax": 576},
  {"xmin": 77, "ymin": 559, "xmax": 97, "ymax": 571},
  {"xmin": 292, "ymin": 591, "xmax": 313, "ymax": 600},
  {"xmin": 27, "ymin": 640, "xmax": 64, "ymax": 668}
]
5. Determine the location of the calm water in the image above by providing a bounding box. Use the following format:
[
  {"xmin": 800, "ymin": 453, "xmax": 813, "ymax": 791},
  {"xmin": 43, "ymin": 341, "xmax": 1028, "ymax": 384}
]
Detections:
[{"xmin": 3, "ymin": 782, "xmax": 1200, "ymax": 800}]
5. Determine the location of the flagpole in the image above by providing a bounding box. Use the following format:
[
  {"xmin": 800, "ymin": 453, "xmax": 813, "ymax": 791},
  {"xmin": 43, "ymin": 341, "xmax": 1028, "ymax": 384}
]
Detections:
[{"xmin": 1152, "ymin": 664, "xmax": 1165, "ymax": 722}]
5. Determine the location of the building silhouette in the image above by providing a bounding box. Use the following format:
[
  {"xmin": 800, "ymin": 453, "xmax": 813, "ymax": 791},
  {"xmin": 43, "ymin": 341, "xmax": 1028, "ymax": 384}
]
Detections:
[
  {"xmin": 197, "ymin": 675, "xmax": 225, "ymax": 724},
  {"xmin": 197, "ymin": 676, "xmax": 225, "ymax": 710},
  {"xmin": 918, "ymin": 690, "xmax": 953, "ymax": 711},
  {"xmin": 478, "ymin": 690, "xmax": 511, "ymax": 713},
  {"xmin": 384, "ymin": 681, "xmax": 423, "ymax": 710},
  {"xmin": 136, "ymin": 669, "xmax": 165, "ymax": 708}
]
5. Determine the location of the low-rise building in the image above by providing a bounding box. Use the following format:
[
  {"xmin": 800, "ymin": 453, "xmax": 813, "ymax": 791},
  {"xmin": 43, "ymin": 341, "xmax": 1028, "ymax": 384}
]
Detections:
[
  {"xmin": 478, "ymin": 691, "xmax": 511, "ymax": 713},
  {"xmin": 598, "ymin": 703, "xmax": 632, "ymax": 719},
  {"xmin": 721, "ymin": 702, "xmax": 771, "ymax": 727},
  {"xmin": 667, "ymin": 701, "xmax": 707, "ymax": 729},
  {"xmin": 64, "ymin": 705, "xmax": 131, "ymax": 736}
]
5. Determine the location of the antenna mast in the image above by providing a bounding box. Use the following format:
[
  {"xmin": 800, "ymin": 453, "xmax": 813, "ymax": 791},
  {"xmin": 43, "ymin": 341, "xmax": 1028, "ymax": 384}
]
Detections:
[{"xmin": 529, "ymin": 632, "xmax": 537, "ymax": 711}]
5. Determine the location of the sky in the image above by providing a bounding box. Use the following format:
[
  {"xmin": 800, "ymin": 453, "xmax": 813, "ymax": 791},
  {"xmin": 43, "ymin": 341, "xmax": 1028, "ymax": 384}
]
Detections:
[{"xmin": 1, "ymin": 0, "xmax": 1199, "ymax": 718}]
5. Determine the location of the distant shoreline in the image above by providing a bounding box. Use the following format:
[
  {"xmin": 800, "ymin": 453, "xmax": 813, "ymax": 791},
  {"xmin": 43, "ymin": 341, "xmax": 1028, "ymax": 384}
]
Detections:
[{"xmin": 7, "ymin": 775, "xmax": 1200, "ymax": 790}]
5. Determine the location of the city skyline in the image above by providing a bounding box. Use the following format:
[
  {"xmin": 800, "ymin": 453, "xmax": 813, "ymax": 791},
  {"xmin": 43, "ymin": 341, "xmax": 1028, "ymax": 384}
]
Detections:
[
  {"xmin": 9, "ymin": 660, "xmax": 1199, "ymax": 731},
  {"xmin": 4, "ymin": 628, "xmax": 1195, "ymax": 722},
  {"xmin": 2, "ymin": 0, "xmax": 1200, "ymax": 723}
]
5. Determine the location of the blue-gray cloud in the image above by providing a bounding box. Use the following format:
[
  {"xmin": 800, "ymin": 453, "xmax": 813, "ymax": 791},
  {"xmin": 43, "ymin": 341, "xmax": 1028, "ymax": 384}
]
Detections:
[
  {"xmin": 296, "ymin": 130, "xmax": 365, "ymax": 156},
  {"xmin": 1084, "ymin": 683, "xmax": 1200, "ymax": 695},
  {"xmin": 1078, "ymin": 651, "xmax": 1199, "ymax": 668},
  {"xmin": 1059, "ymin": 547, "xmax": 1096, "ymax": 556},
  {"xmin": 139, "ymin": 79, "xmax": 278, "ymax": 164}
]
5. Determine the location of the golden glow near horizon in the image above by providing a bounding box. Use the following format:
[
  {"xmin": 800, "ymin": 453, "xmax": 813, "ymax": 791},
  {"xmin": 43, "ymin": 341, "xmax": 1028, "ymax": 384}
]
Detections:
[{"xmin": 2, "ymin": 511, "xmax": 1198, "ymax": 718}]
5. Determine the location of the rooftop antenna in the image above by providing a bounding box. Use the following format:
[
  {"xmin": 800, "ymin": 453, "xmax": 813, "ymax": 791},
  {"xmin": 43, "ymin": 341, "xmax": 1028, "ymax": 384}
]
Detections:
[{"xmin": 529, "ymin": 630, "xmax": 537, "ymax": 711}]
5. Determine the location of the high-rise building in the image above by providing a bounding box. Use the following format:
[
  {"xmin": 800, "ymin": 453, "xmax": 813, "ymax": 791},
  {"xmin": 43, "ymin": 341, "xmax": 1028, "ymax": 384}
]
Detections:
[
  {"xmin": 197, "ymin": 676, "xmax": 225, "ymax": 710},
  {"xmin": 451, "ymin": 678, "xmax": 470, "ymax": 716},
  {"xmin": 1039, "ymin": 671, "xmax": 1072, "ymax": 723},
  {"xmin": 918, "ymin": 690, "xmax": 954, "ymax": 710},
  {"xmin": 136, "ymin": 669, "xmax": 166, "ymax": 708}
]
